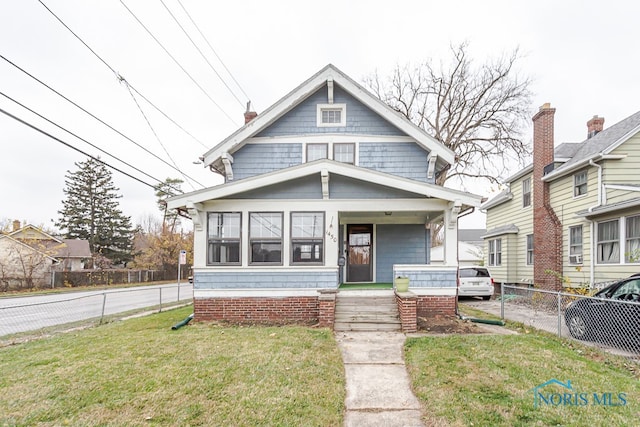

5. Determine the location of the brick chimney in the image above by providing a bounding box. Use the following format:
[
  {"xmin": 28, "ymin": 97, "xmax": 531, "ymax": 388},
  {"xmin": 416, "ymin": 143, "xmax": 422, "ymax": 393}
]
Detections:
[
  {"xmin": 244, "ymin": 101, "xmax": 257, "ymax": 124},
  {"xmin": 12, "ymin": 220, "xmax": 21, "ymax": 232},
  {"xmin": 587, "ymin": 115, "xmax": 604, "ymax": 139},
  {"xmin": 532, "ymin": 103, "xmax": 563, "ymax": 290}
]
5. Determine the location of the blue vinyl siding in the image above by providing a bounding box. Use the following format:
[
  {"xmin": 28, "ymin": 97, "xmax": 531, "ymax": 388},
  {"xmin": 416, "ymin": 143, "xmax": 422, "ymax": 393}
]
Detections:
[
  {"xmin": 376, "ymin": 224, "xmax": 429, "ymax": 283},
  {"xmin": 194, "ymin": 270, "xmax": 339, "ymax": 289},
  {"xmin": 329, "ymin": 175, "xmax": 422, "ymax": 199},
  {"xmin": 257, "ymin": 84, "xmax": 404, "ymax": 137},
  {"xmin": 360, "ymin": 142, "xmax": 431, "ymax": 183},
  {"xmin": 393, "ymin": 269, "xmax": 457, "ymax": 288},
  {"xmin": 233, "ymin": 143, "xmax": 302, "ymax": 180},
  {"xmin": 232, "ymin": 174, "xmax": 323, "ymax": 199}
]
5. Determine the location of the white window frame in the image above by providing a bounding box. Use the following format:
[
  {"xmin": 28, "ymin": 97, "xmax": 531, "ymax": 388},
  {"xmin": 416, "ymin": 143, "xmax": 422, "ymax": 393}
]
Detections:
[
  {"xmin": 333, "ymin": 143, "xmax": 355, "ymax": 164},
  {"xmin": 569, "ymin": 225, "xmax": 583, "ymax": 265},
  {"xmin": 291, "ymin": 212, "xmax": 325, "ymax": 265},
  {"xmin": 317, "ymin": 104, "xmax": 346, "ymax": 127},
  {"xmin": 526, "ymin": 234, "xmax": 534, "ymax": 265},
  {"xmin": 306, "ymin": 143, "xmax": 328, "ymax": 162},
  {"xmin": 488, "ymin": 238, "xmax": 502, "ymax": 266},
  {"xmin": 597, "ymin": 219, "xmax": 620, "ymax": 264},
  {"xmin": 574, "ymin": 170, "xmax": 588, "ymax": 198},
  {"xmin": 522, "ymin": 178, "xmax": 531, "ymax": 208},
  {"xmin": 625, "ymin": 214, "xmax": 640, "ymax": 263}
]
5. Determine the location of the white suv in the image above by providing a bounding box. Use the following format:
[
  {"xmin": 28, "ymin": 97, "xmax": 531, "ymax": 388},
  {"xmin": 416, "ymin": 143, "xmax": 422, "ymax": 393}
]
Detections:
[{"xmin": 458, "ymin": 267, "xmax": 494, "ymax": 300}]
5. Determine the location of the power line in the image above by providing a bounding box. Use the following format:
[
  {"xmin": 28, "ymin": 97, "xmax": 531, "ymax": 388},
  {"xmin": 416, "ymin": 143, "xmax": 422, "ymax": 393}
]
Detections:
[
  {"xmin": 122, "ymin": 79, "xmax": 197, "ymax": 191},
  {"xmin": 159, "ymin": 0, "xmax": 246, "ymax": 109},
  {"xmin": 0, "ymin": 90, "xmax": 182, "ymax": 195},
  {"xmin": 119, "ymin": 0, "xmax": 240, "ymax": 126},
  {"xmin": 36, "ymin": 0, "xmax": 210, "ymax": 149},
  {"xmin": 0, "ymin": 54, "xmax": 205, "ymax": 188},
  {"xmin": 176, "ymin": 0, "xmax": 252, "ymax": 105},
  {"xmin": 0, "ymin": 106, "xmax": 165, "ymax": 193}
]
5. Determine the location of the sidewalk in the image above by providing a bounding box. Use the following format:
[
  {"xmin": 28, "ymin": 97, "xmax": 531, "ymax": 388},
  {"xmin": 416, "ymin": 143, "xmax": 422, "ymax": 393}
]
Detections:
[{"xmin": 335, "ymin": 331, "xmax": 424, "ymax": 427}]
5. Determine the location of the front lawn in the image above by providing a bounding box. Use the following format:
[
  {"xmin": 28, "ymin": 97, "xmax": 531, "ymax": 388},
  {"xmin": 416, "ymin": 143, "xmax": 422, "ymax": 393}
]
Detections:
[
  {"xmin": 405, "ymin": 332, "xmax": 639, "ymax": 426},
  {"xmin": 0, "ymin": 307, "xmax": 345, "ymax": 426}
]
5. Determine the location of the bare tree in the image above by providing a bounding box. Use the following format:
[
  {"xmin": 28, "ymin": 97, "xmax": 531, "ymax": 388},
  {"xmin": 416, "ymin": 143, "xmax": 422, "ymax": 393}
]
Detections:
[{"xmin": 364, "ymin": 42, "xmax": 532, "ymax": 188}]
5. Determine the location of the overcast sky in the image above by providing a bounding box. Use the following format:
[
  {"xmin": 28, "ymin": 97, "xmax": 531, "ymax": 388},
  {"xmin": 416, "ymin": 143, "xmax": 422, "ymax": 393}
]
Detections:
[{"xmin": 1, "ymin": 0, "xmax": 638, "ymax": 232}]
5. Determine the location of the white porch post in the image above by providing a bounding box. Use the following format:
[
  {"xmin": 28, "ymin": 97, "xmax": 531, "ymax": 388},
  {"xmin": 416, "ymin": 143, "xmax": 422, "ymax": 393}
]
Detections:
[{"xmin": 444, "ymin": 200, "xmax": 461, "ymax": 266}]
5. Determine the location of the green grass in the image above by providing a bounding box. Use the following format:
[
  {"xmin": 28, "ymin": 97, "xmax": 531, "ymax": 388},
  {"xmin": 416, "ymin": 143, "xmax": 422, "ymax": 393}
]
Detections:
[
  {"xmin": 339, "ymin": 282, "xmax": 392, "ymax": 290},
  {"xmin": 0, "ymin": 307, "xmax": 345, "ymax": 426},
  {"xmin": 405, "ymin": 333, "xmax": 640, "ymax": 426}
]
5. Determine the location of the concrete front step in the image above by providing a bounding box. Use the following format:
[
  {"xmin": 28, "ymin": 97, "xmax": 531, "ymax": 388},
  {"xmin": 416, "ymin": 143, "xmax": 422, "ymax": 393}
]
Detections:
[
  {"xmin": 335, "ymin": 314, "xmax": 400, "ymax": 322},
  {"xmin": 334, "ymin": 322, "xmax": 401, "ymax": 332}
]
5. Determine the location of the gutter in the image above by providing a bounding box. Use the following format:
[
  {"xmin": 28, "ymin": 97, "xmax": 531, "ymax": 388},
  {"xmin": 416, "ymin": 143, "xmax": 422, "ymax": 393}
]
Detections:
[{"xmin": 542, "ymin": 154, "xmax": 625, "ymax": 182}]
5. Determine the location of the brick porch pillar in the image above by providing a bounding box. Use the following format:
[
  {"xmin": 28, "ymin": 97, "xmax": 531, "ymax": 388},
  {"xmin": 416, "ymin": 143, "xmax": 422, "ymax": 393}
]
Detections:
[
  {"xmin": 318, "ymin": 289, "xmax": 337, "ymax": 328},
  {"xmin": 395, "ymin": 291, "xmax": 417, "ymax": 333}
]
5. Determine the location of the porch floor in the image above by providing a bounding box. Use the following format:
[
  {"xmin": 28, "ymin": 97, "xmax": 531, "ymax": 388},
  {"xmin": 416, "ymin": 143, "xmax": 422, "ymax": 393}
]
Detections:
[{"xmin": 339, "ymin": 282, "xmax": 393, "ymax": 290}]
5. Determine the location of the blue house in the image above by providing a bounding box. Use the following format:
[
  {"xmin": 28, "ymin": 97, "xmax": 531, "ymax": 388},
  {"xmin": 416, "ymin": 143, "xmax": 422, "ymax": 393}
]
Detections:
[{"xmin": 167, "ymin": 64, "xmax": 482, "ymax": 327}]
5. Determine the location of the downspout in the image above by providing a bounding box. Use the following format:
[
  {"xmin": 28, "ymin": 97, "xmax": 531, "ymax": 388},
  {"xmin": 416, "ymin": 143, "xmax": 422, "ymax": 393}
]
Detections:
[{"xmin": 587, "ymin": 159, "xmax": 603, "ymax": 286}]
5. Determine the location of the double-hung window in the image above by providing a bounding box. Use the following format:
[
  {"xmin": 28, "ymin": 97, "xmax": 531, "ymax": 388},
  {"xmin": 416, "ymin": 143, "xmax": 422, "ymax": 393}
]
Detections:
[
  {"xmin": 207, "ymin": 212, "xmax": 241, "ymax": 265},
  {"xmin": 334, "ymin": 143, "xmax": 355, "ymax": 164},
  {"xmin": 488, "ymin": 238, "xmax": 502, "ymax": 266},
  {"xmin": 291, "ymin": 212, "xmax": 324, "ymax": 264},
  {"xmin": 574, "ymin": 171, "xmax": 588, "ymax": 197},
  {"xmin": 522, "ymin": 178, "xmax": 531, "ymax": 207},
  {"xmin": 597, "ymin": 219, "xmax": 619, "ymax": 264},
  {"xmin": 306, "ymin": 143, "xmax": 328, "ymax": 162},
  {"xmin": 626, "ymin": 215, "xmax": 640, "ymax": 263},
  {"xmin": 569, "ymin": 225, "xmax": 583, "ymax": 264},
  {"xmin": 526, "ymin": 234, "xmax": 534, "ymax": 265},
  {"xmin": 249, "ymin": 212, "xmax": 283, "ymax": 264}
]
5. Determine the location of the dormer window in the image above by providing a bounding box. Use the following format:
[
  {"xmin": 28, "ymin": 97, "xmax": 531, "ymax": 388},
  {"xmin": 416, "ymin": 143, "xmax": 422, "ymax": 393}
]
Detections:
[{"xmin": 317, "ymin": 104, "xmax": 346, "ymax": 127}]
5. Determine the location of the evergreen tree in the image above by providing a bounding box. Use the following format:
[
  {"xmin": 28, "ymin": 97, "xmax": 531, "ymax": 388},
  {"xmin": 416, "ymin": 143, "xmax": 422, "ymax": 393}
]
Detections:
[{"xmin": 56, "ymin": 158, "xmax": 134, "ymax": 267}]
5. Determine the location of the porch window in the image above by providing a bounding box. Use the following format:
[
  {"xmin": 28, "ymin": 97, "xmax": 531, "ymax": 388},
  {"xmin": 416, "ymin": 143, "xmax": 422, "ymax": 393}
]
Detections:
[
  {"xmin": 207, "ymin": 212, "xmax": 241, "ymax": 265},
  {"xmin": 306, "ymin": 143, "xmax": 328, "ymax": 162},
  {"xmin": 526, "ymin": 234, "xmax": 534, "ymax": 265},
  {"xmin": 488, "ymin": 238, "xmax": 502, "ymax": 266},
  {"xmin": 334, "ymin": 143, "xmax": 355, "ymax": 164},
  {"xmin": 626, "ymin": 215, "xmax": 640, "ymax": 263},
  {"xmin": 569, "ymin": 225, "xmax": 583, "ymax": 264},
  {"xmin": 597, "ymin": 219, "xmax": 619, "ymax": 264},
  {"xmin": 249, "ymin": 212, "xmax": 283, "ymax": 264},
  {"xmin": 522, "ymin": 178, "xmax": 531, "ymax": 208},
  {"xmin": 574, "ymin": 170, "xmax": 588, "ymax": 197},
  {"xmin": 291, "ymin": 212, "xmax": 324, "ymax": 264}
]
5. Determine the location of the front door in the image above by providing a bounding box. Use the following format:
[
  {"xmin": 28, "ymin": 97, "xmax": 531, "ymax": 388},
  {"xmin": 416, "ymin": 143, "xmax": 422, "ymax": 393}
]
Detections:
[{"xmin": 347, "ymin": 224, "xmax": 373, "ymax": 282}]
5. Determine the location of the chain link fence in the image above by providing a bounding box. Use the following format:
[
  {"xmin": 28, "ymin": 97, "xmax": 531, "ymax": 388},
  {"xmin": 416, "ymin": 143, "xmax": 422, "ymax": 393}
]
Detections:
[
  {"xmin": 0, "ymin": 283, "xmax": 193, "ymax": 339},
  {"xmin": 498, "ymin": 284, "xmax": 640, "ymax": 359}
]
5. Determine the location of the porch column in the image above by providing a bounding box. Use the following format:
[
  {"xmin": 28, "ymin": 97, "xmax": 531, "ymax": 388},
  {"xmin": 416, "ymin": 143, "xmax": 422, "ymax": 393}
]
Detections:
[{"xmin": 443, "ymin": 201, "xmax": 461, "ymax": 266}]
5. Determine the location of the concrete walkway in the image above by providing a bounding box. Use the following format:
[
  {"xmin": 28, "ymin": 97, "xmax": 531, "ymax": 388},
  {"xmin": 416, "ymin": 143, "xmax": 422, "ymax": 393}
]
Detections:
[{"xmin": 335, "ymin": 331, "xmax": 424, "ymax": 427}]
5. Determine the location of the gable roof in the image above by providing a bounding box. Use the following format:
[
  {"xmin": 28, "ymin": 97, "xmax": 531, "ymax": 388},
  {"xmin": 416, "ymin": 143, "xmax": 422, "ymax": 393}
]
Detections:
[
  {"xmin": 201, "ymin": 64, "xmax": 455, "ymax": 169},
  {"xmin": 8, "ymin": 224, "xmax": 62, "ymax": 243},
  {"xmin": 167, "ymin": 159, "xmax": 482, "ymax": 209},
  {"xmin": 543, "ymin": 109, "xmax": 640, "ymax": 181},
  {"xmin": 0, "ymin": 234, "xmax": 60, "ymax": 263}
]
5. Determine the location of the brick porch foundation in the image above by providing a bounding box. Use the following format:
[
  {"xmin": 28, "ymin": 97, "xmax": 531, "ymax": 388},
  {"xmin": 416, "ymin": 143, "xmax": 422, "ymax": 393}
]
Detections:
[
  {"xmin": 416, "ymin": 295, "xmax": 457, "ymax": 318},
  {"xmin": 194, "ymin": 296, "xmax": 320, "ymax": 325}
]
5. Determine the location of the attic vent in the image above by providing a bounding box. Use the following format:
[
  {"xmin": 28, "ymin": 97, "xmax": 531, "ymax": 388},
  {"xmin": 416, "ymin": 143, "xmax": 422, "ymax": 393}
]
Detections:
[{"xmin": 317, "ymin": 104, "xmax": 346, "ymax": 127}]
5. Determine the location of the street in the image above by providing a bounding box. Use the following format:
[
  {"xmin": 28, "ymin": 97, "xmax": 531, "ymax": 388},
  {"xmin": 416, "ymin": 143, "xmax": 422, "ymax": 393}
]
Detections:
[{"xmin": 0, "ymin": 283, "xmax": 193, "ymax": 337}]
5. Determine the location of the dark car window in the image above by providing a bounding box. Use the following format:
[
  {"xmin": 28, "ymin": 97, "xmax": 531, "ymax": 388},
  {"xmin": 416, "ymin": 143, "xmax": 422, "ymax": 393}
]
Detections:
[
  {"xmin": 459, "ymin": 268, "xmax": 490, "ymax": 278},
  {"xmin": 611, "ymin": 279, "xmax": 640, "ymax": 299}
]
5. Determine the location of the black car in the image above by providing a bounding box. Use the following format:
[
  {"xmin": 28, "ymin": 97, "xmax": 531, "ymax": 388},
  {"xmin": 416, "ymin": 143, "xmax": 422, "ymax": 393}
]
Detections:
[{"xmin": 565, "ymin": 275, "xmax": 640, "ymax": 352}]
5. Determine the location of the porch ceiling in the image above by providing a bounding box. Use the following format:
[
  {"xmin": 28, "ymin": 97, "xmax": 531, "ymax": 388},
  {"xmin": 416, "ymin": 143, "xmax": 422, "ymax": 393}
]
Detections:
[{"xmin": 339, "ymin": 210, "xmax": 442, "ymax": 225}]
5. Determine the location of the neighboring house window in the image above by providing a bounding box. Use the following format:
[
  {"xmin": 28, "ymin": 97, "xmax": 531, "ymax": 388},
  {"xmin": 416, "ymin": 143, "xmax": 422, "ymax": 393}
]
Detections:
[
  {"xmin": 306, "ymin": 143, "xmax": 328, "ymax": 162},
  {"xmin": 574, "ymin": 171, "xmax": 588, "ymax": 197},
  {"xmin": 522, "ymin": 178, "xmax": 531, "ymax": 208},
  {"xmin": 334, "ymin": 143, "xmax": 355, "ymax": 164},
  {"xmin": 291, "ymin": 212, "xmax": 324, "ymax": 264},
  {"xmin": 488, "ymin": 238, "xmax": 502, "ymax": 266},
  {"xmin": 569, "ymin": 225, "xmax": 583, "ymax": 264},
  {"xmin": 526, "ymin": 234, "xmax": 534, "ymax": 265},
  {"xmin": 626, "ymin": 215, "xmax": 640, "ymax": 263},
  {"xmin": 207, "ymin": 212, "xmax": 241, "ymax": 265},
  {"xmin": 597, "ymin": 219, "xmax": 619, "ymax": 264},
  {"xmin": 317, "ymin": 104, "xmax": 346, "ymax": 127},
  {"xmin": 249, "ymin": 212, "xmax": 283, "ymax": 264}
]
